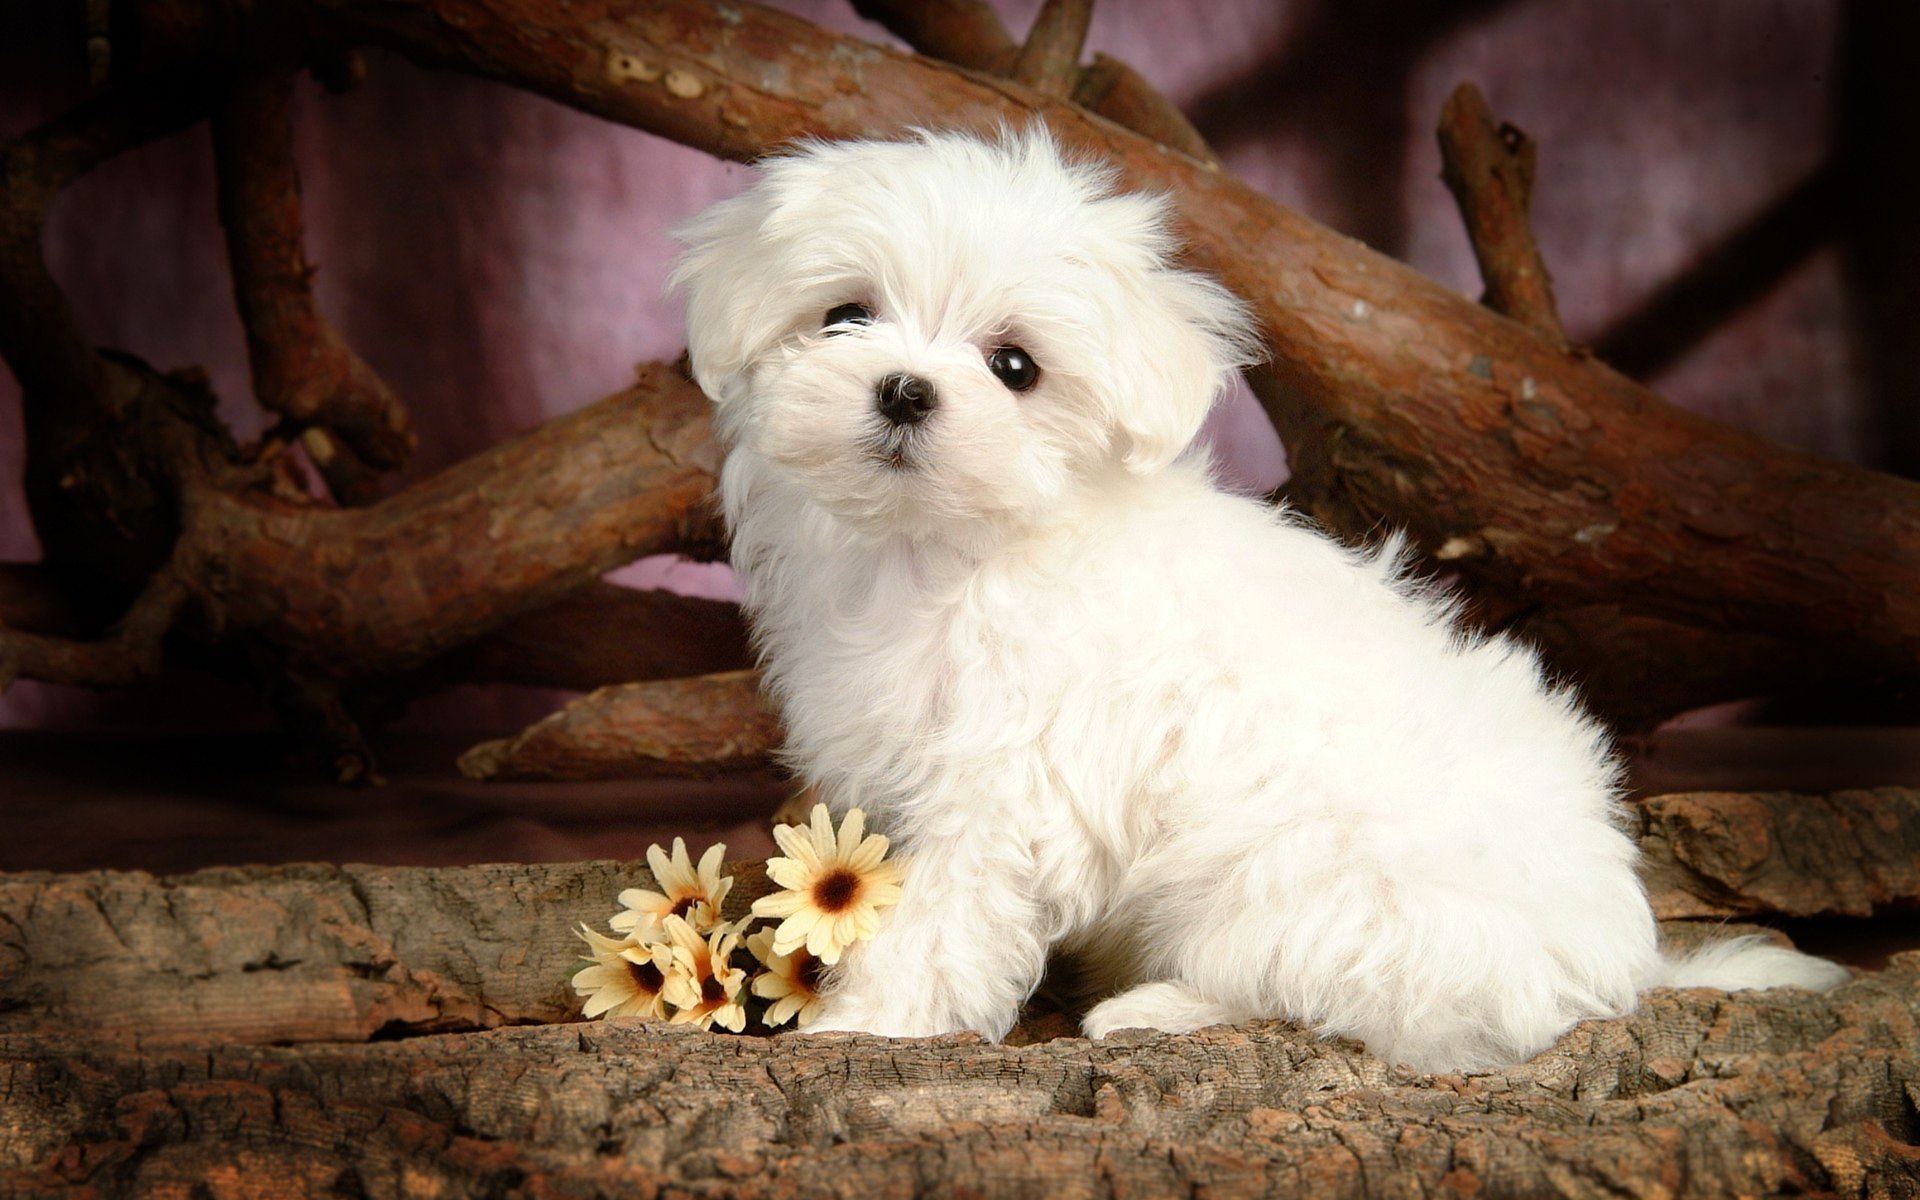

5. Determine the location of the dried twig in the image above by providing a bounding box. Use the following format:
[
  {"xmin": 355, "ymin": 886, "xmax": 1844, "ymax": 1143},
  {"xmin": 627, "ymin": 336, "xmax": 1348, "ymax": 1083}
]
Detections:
[{"xmin": 1436, "ymin": 82, "xmax": 1564, "ymax": 343}]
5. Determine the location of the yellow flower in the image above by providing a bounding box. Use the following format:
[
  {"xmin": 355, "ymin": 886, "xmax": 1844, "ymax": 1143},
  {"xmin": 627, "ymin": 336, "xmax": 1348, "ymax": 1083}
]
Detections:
[
  {"xmin": 612, "ymin": 839, "xmax": 732, "ymax": 937},
  {"xmin": 659, "ymin": 914, "xmax": 748, "ymax": 1032},
  {"xmin": 750, "ymin": 805, "xmax": 904, "ymax": 965},
  {"xmin": 570, "ymin": 924, "xmax": 673, "ymax": 1020},
  {"xmin": 746, "ymin": 926, "xmax": 827, "ymax": 1028}
]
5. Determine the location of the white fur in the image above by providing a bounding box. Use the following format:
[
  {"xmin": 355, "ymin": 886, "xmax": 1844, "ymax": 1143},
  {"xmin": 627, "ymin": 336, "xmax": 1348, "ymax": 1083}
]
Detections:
[{"xmin": 672, "ymin": 129, "xmax": 1847, "ymax": 1072}]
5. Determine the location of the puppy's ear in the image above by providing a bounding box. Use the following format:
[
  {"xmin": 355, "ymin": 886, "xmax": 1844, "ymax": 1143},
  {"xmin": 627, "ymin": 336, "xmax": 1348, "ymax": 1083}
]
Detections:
[
  {"xmin": 669, "ymin": 187, "xmax": 782, "ymax": 405},
  {"xmin": 1105, "ymin": 264, "xmax": 1260, "ymax": 473}
]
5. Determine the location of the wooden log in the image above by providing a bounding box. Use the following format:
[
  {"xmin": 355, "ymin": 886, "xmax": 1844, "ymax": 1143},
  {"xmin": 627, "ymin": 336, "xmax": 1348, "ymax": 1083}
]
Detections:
[
  {"xmin": 1, "ymin": 954, "xmax": 1915, "ymax": 1197},
  {"xmin": 3, "ymin": 789, "xmax": 1907, "ymax": 1049},
  {"xmin": 458, "ymin": 669, "xmax": 778, "ymax": 781},
  {"xmin": 1635, "ymin": 787, "xmax": 1920, "ymax": 920},
  {"xmin": 0, "ymin": 363, "xmax": 722, "ymax": 702},
  {"xmin": 0, "ymin": 858, "xmax": 771, "ymax": 1045}
]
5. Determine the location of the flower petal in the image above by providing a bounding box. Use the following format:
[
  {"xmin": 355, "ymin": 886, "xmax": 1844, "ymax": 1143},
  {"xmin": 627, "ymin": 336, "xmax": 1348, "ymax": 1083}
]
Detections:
[
  {"xmin": 752, "ymin": 890, "xmax": 806, "ymax": 918},
  {"xmin": 697, "ymin": 841, "xmax": 727, "ymax": 886},
  {"xmin": 805, "ymin": 916, "xmax": 843, "ymax": 962},
  {"xmin": 835, "ymin": 807, "xmax": 866, "ymax": 862},
  {"xmin": 773, "ymin": 824, "xmax": 822, "ymax": 872},
  {"xmin": 847, "ymin": 833, "xmax": 889, "ymax": 872},
  {"xmin": 765, "ymin": 995, "xmax": 799, "ymax": 1027},
  {"xmin": 764, "ymin": 859, "xmax": 811, "ymax": 891},
  {"xmin": 808, "ymin": 804, "xmax": 837, "ymax": 858}
]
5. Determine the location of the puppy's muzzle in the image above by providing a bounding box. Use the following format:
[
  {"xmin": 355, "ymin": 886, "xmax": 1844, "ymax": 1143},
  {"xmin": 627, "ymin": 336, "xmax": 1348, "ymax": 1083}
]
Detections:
[{"xmin": 876, "ymin": 373, "xmax": 938, "ymax": 427}]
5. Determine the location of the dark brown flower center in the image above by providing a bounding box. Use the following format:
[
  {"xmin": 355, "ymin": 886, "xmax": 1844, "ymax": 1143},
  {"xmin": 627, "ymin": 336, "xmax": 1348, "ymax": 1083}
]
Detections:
[
  {"xmin": 670, "ymin": 894, "xmax": 701, "ymax": 918},
  {"xmin": 812, "ymin": 868, "xmax": 860, "ymax": 913},
  {"xmin": 701, "ymin": 974, "xmax": 726, "ymax": 1004},
  {"xmin": 794, "ymin": 952, "xmax": 824, "ymax": 997},
  {"xmin": 627, "ymin": 958, "xmax": 665, "ymax": 994}
]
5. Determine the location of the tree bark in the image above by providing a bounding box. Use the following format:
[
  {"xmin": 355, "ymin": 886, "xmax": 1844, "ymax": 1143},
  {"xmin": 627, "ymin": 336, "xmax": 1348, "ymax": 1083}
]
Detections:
[
  {"xmin": 1635, "ymin": 787, "xmax": 1920, "ymax": 920},
  {"xmin": 1, "ymin": 946, "xmax": 1914, "ymax": 1197}
]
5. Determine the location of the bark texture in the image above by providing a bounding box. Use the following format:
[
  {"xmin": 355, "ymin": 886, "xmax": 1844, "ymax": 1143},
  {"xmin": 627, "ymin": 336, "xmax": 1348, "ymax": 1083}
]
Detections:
[
  {"xmin": 4, "ymin": 818, "xmax": 1916, "ymax": 1196},
  {"xmin": 1636, "ymin": 787, "xmax": 1920, "ymax": 920},
  {"xmin": 2, "ymin": 953, "xmax": 1916, "ymax": 1197},
  {"xmin": 0, "ymin": 858, "xmax": 769, "ymax": 1045}
]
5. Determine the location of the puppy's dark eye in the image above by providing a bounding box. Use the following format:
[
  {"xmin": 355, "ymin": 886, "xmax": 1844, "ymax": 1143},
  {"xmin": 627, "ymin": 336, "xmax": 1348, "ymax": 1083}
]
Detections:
[
  {"xmin": 823, "ymin": 303, "xmax": 874, "ymax": 332},
  {"xmin": 987, "ymin": 345, "xmax": 1039, "ymax": 392}
]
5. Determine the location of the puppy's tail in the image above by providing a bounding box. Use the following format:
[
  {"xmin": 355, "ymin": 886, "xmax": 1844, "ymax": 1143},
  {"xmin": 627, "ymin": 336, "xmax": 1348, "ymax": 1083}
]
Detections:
[{"xmin": 1651, "ymin": 935, "xmax": 1850, "ymax": 992}]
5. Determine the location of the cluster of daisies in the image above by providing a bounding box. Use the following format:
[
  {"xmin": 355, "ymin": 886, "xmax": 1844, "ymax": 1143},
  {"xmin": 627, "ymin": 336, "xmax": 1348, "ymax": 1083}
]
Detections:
[{"xmin": 570, "ymin": 805, "xmax": 903, "ymax": 1032}]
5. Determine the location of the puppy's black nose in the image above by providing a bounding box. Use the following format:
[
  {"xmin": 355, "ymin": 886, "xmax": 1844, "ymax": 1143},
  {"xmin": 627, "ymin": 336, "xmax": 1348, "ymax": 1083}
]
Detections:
[{"xmin": 876, "ymin": 373, "xmax": 937, "ymax": 426}]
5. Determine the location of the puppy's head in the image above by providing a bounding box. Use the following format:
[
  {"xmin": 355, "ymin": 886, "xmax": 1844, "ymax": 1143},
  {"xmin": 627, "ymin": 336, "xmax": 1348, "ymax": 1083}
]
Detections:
[{"xmin": 672, "ymin": 128, "xmax": 1256, "ymax": 541}]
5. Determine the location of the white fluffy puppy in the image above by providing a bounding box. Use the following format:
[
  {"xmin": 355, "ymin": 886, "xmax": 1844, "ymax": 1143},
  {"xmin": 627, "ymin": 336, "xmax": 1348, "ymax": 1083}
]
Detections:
[{"xmin": 672, "ymin": 129, "xmax": 1844, "ymax": 1071}]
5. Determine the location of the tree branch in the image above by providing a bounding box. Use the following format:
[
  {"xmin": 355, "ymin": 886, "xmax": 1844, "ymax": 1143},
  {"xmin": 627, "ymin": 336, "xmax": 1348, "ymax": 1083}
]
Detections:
[
  {"xmin": 1436, "ymin": 81, "xmax": 1564, "ymax": 343},
  {"xmin": 0, "ymin": 556, "xmax": 191, "ymax": 691},
  {"xmin": 166, "ymin": 361, "xmax": 724, "ymax": 687},
  {"xmin": 297, "ymin": 0, "xmax": 1920, "ymax": 720},
  {"xmin": 851, "ymin": 0, "xmax": 1217, "ymax": 165},
  {"xmin": 1010, "ymin": 0, "xmax": 1093, "ymax": 97},
  {"xmin": 1071, "ymin": 54, "xmax": 1218, "ymax": 166},
  {"xmin": 211, "ymin": 68, "xmax": 416, "ymax": 482}
]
